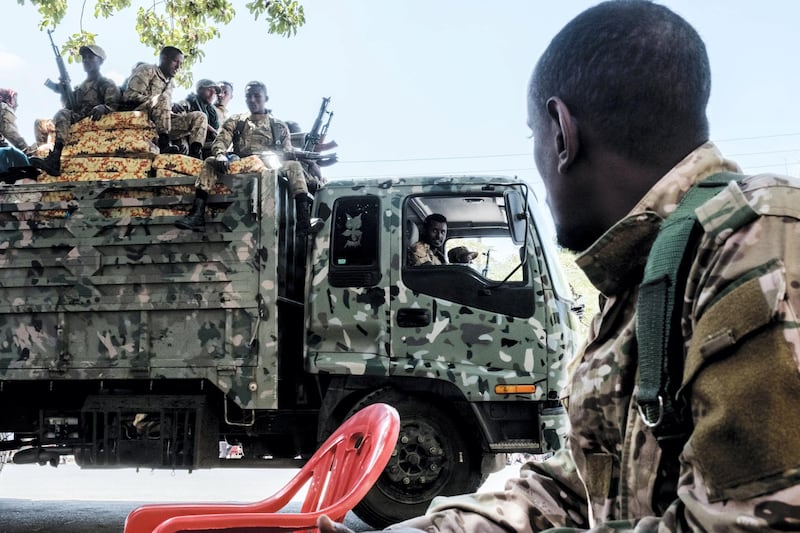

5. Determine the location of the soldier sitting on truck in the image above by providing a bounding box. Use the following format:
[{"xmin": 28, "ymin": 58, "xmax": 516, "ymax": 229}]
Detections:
[
  {"xmin": 121, "ymin": 46, "xmax": 207, "ymax": 158},
  {"xmin": 31, "ymin": 44, "xmax": 120, "ymax": 177},
  {"xmin": 0, "ymin": 88, "xmax": 38, "ymax": 157},
  {"xmin": 214, "ymin": 80, "xmax": 233, "ymax": 124},
  {"xmin": 172, "ymin": 78, "xmax": 220, "ymax": 158},
  {"xmin": 175, "ymin": 81, "xmax": 318, "ymax": 234},
  {"xmin": 408, "ymin": 213, "xmax": 448, "ymax": 266}
]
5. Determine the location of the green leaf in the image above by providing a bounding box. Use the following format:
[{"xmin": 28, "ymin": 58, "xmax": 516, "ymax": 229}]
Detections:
[{"xmin": 20, "ymin": 0, "xmax": 306, "ymax": 87}]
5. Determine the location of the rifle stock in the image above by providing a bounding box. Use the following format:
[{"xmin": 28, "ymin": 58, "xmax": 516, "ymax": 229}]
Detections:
[{"xmin": 45, "ymin": 29, "xmax": 76, "ymax": 110}]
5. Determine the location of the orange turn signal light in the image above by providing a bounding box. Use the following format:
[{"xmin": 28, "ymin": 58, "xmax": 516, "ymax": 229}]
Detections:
[{"xmin": 495, "ymin": 384, "xmax": 536, "ymax": 394}]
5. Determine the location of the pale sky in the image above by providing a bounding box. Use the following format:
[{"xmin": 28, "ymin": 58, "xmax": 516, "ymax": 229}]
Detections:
[{"xmin": 4, "ymin": 1, "xmax": 800, "ymax": 202}]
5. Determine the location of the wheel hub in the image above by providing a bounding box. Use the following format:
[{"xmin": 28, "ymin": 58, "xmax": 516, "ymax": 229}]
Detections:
[{"xmin": 385, "ymin": 422, "xmax": 448, "ymax": 491}]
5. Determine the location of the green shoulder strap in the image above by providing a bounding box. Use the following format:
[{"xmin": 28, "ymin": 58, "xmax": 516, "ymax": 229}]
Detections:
[{"xmin": 636, "ymin": 171, "xmax": 744, "ymax": 441}]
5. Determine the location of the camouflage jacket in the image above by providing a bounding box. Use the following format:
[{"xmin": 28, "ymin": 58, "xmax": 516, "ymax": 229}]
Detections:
[
  {"xmin": 0, "ymin": 102, "xmax": 30, "ymax": 152},
  {"xmin": 393, "ymin": 143, "xmax": 800, "ymax": 532},
  {"xmin": 211, "ymin": 113, "xmax": 291, "ymax": 158},
  {"xmin": 71, "ymin": 76, "xmax": 121, "ymax": 117},
  {"xmin": 407, "ymin": 241, "xmax": 445, "ymax": 266},
  {"xmin": 122, "ymin": 64, "xmax": 173, "ymax": 107}
]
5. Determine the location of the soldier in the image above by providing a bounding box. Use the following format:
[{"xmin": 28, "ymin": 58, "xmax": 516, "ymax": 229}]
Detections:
[
  {"xmin": 173, "ymin": 78, "xmax": 220, "ymax": 158},
  {"xmin": 320, "ymin": 1, "xmax": 800, "ymax": 532},
  {"xmin": 31, "ymin": 44, "xmax": 120, "ymax": 176},
  {"xmin": 447, "ymin": 246, "xmax": 478, "ymax": 265},
  {"xmin": 214, "ymin": 80, "xmax": 233, "ymax": 124},
  {"xmin": 285, "ymin": 120, "xmax": 330, "ymax": 193},
  {"xmin": 0, "ymin": 88, "xmax": 37, "ymax": 156},
  {"xmin": 121, "ymin": 46, "xmax": 207, "ymax": 158},
  {"xmin": 407, "ymin": 214, "xmax": 447, "ymax": 266},
  {"xmin": 175, "ymin": 81, "xmax": 316, "ymax": 233}
]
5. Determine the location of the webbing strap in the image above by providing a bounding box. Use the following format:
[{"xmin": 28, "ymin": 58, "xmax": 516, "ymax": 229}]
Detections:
[{"xmin": 636, "ymin": 171, "xmax": 743, "ymax": 440}]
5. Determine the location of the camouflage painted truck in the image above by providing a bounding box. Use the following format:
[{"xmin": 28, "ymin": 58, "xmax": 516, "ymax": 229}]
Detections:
[{"xmin": 0, "ymin": 163, "xmax": 579, "ymax": 526}]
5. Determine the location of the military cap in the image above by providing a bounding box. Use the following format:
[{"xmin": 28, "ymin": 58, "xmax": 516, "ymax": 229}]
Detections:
[
  {"xmin": 448, "ymin": 246, "xmax": 479, "ymax": 264},
  {"xmin": 245, "ymin": 81, "xmax": 268, "ymax": 95},
  {"xmin": 196, "ymin": 79, "xmax": 219, "ymax": 91},
  {"xmin": 79, "ymin": 44, "xmax": 107, "ymax": 61}
]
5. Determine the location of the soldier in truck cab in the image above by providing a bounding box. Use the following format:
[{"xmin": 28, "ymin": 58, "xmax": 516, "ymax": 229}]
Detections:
[{"xmin": 408, "ymin": 213, "xmax": 447, "ymax": 266}]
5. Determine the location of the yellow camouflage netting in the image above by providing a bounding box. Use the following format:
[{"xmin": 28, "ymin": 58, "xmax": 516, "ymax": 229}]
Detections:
[
  {"xmin": 61, "ymin": 156, "xmax": 153, "ymax": 175},
  {"xmin": 154, "ymin": 154, "xmax": 233, "ymax": 196},
  {"xmin": 61, "ymin": 129, "xmax": 159, "ymax": 158},
  {"xmin": 69, "ymin": 111, "xmax": 153, "ymax": 134},
  {"xmin": 229, "ymin": 155, "xmax": 266, "ymax": 174},
  {"xmin": 39, "ymin": 112, "xmax": 185, "ymax": 218},
  {"xmin": 152, "ymin": 154, "xmax": 204, "ymax": 176},
  {"xmin": 38, "ymin": 171, "xmax": 146, "ymax": 183}
]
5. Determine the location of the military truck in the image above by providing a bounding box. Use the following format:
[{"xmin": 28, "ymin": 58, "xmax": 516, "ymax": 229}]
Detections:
[{"xmin": 0, "ymin": 163, "xmax": 579, "ymax": 526}]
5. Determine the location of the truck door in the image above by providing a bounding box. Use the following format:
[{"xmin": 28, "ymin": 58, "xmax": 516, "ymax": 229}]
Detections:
[{"xmin": 306, "ymin": 193, "xmax": 391, "ymax": 374}]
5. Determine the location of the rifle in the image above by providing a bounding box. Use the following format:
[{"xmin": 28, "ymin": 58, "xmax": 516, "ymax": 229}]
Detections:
[
  {"xmin": 320, "ymin": 110, "xmax": 334, "ymax": 142},
  {"xmin": 303, "ymin": 97, "xmax": 331, "ymax": 152},
  {"xmin": 43, "ymin": 29, "xmax": 76, "ymax": 110}
]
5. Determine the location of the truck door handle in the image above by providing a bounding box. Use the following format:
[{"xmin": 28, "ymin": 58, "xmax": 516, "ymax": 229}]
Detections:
[{"xmin": 397, "ymin": 308, "xmax": 431, "ymax": 327}]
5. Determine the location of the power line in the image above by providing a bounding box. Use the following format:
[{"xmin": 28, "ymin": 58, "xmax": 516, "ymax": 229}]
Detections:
[
  {"xmin": 337, "ymin": 137, "xmax": 800, "ymax": 166},
  {"xmin": 330, "ymin": 159, "xmax": 800, "ymax": 180}
]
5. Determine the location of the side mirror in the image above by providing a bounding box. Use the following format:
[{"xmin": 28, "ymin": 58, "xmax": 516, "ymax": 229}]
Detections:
[{"xmin": 504, "ymin": 190, "xmax": 527, "ymax": 246}]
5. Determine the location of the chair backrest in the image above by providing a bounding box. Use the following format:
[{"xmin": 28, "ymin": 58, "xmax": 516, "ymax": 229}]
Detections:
[
  {"xmin": 127, "ymin": 403, "xmax": 400, "ymax": 533},
  {"xmin": 297, "ymin": 402, "xmax": 400, "ymax": 518}
]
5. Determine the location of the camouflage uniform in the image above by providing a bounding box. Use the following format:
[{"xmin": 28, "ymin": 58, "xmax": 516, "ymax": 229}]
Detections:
[
  {"xmin": 408, "ymin": 242, "xmax": 444, "ymax": 266},
  {"xmin": 214, "ymin": 102, "xmax": 228, "ymax": 125},
  {"xmin": 122, "ymin": 63, "xmax": 207, "ymax": 145},
  {"xmin": 53, "ymin": 77, "xmax": 120, "ymax": 144},
  {"xmin": 198, "ymin": 112, "xmax": 307, "ymax": 196},
  {"xmin": 392, "ymin": 143, "xmax": 800, "ymax": 532},
  {"xmin": 0, "ymin": 102, "xmax": 32, "ymax": 153}
]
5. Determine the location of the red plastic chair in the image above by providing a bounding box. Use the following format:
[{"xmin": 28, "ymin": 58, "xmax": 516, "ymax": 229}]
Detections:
[{"xmin": 124, "ymin": 403, "xmax": 400, "ymax": 533}]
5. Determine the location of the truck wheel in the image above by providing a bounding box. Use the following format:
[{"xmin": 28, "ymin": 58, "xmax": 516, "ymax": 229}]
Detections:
[
  {"xmin": 347, "ymin": 390, "xmax": 483, "ymax": 528},
  {"xmin": 0, "ymin": 433, "xmax": 12, "ymax": 474}
]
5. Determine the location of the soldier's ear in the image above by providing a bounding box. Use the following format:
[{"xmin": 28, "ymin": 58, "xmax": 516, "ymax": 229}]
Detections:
[{"xmin": 546, "ymin": 97, "xmax": 579, "ymax": 174}]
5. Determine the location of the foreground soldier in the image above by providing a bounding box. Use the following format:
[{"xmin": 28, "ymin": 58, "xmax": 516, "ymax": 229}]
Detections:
[
  {"xmin": 122, "ymin": 46, "xmax": 207, "ymax": 158},
  {"xmin": 176, "ymin": 81, "xmax": 315, "ymax": 233},
  {"xmin": 320, "ymin": 1, "xmax": 800, "ymax": 531},
  {"xmin": 32, "ymin": 44, "xmax": 120, "ymax": 176}
]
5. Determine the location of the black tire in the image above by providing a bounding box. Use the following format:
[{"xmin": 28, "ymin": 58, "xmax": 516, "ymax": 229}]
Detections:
[
  {"xmin": 347, "ymin": 389, "xmax": 483, "ymax": 529},
  {"xmin": 0, "ymin": 433, "xmax": 12, "ymax": 473}
]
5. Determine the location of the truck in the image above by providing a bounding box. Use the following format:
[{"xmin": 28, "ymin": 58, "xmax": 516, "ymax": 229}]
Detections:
[{"xmin": 0, "ymin": 140, "xmax": 580, "ymax": 526}]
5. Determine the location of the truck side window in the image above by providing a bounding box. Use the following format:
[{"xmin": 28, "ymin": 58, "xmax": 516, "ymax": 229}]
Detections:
[{"xmin": 329, "ymin": 195, "xmax": 381, "ymax": 287}]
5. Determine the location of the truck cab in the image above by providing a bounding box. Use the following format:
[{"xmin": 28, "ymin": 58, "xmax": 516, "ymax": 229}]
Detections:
[{"xmin": 305, "ymin": 176, "xmax": 579, "ymax": 524}]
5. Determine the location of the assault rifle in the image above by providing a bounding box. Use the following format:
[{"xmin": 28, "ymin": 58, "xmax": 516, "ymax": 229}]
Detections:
[
  {"xmin": 43, "ymin": 29, "xmax": 76, "ymax": 110},
  {"xmin": 303, "ymin": 96, "xmax": 332, "ymax": 152}
]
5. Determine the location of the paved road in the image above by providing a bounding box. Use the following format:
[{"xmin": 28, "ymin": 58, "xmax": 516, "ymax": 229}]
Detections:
[
  {"xmin": 0, "ymin": 463, "xmax": 373, "ymax": 532},
  {"xmin": 0, "ymin": 461, "xmax": 516, "ymax": 532},
  {"xmin": 0, "ymin": 498, "xmax": 373, "ymax": 532}
]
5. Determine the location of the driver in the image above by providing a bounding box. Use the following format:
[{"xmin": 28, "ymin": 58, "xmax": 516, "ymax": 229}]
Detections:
[{"xmin": 408, "ymin": 213, "xmax": 447, "ymax": 266}]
